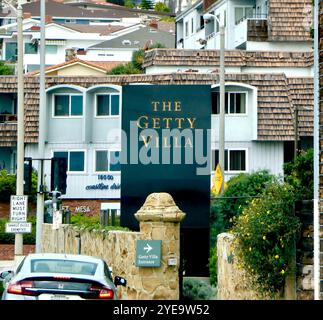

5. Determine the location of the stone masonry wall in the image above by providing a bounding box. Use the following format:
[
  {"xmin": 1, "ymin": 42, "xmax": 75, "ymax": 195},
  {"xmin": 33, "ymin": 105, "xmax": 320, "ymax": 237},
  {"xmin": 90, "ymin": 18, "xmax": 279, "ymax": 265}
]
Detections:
[{"xmin": 41, "ymin": 193, "xmax": 185, "ymax": 300}]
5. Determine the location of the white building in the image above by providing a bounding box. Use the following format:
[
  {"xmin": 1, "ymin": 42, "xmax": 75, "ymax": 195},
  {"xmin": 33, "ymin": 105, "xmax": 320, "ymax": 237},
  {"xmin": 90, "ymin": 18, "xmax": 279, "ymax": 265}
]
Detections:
[
  {"xmin": 0, "ymin": 18, "xmax": 143, "ymax": 72},
  {"xmin": 176, "ymin": 0, "xmax": 313, "ymax": 51}
]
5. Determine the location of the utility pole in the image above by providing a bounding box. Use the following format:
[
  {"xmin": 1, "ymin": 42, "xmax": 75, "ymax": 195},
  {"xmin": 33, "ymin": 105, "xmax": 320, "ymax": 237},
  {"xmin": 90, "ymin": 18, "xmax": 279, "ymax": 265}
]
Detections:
[
  {"xmin": 219, "ymin": 22, "xmax": 225, "ymax": 193},
  {"xmin": 204, "ymin": 13, "xmax": 226, "ymax": 193},
  {"xmin": 294, "ymin": 106, "xmax": 299, "ymax": 159},
  {"xmin": 14, "ymin": 0, "xmax": 24, "ymax": 262},
  {"xmin": 35, "ymin": 0, "xmax": 46, "ymax": 253}
]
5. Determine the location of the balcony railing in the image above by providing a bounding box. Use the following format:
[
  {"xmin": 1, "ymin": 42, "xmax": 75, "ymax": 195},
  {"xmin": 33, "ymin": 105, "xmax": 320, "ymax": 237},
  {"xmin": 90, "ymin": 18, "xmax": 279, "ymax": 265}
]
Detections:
[
  {"xmin": 0, "ymin": 114, "xmax": 17, "ymax": 123},
  {"xmin": 235, "ymin": 13, "xmax": 268, "ymax": 26}
]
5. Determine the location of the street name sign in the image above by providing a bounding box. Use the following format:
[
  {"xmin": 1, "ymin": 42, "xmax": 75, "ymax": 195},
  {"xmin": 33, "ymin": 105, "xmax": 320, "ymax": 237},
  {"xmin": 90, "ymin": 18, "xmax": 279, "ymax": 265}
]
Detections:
[
  {"xmin": 10, "ymin": 195, "xmax": 28, "ymax": 222},
  {"xmin": 136, "ymin": 240, "xmax": 162, "ymax": 267},
  {"xmin": 5, "ymin": 222, "xmax": 32, "ymax": 234}
]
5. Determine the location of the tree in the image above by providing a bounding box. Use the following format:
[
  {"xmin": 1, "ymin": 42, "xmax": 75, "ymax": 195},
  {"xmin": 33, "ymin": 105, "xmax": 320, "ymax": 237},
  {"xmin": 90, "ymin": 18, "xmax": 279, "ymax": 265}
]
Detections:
[
  {"xmin": 0, "ymin": 169, "xmax": 38, "ymax": 203},
  {"xmin": 139, "ymin": 0, "xmax": 154, "ymax": 10},
  {"xmin": 0, "ymin": 62, "xmax": 14, "ymax": 75},
  {"xmin": 124, "ymin": 0, "xmax": 135, "ymax": 8},
  {"xmin": 108, "ymin": 43, "xmax": 166, "ymax": 75},
  {"xmin": 154, "ymin": 2, "xmax": 170, "ymax": 12},
  {"xmin": 283, "ymin": 148, "xmax": 313, "ymax": 201}
]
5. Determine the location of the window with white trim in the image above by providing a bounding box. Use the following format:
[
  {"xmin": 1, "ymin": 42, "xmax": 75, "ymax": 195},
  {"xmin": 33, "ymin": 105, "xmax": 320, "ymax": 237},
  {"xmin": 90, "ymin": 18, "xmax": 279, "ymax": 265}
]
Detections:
[
  {"xmin": 53, "ymin": 94, "xmax": 83, "ymax": 117},
  {"xmin": 53, "ymin": 150, "xmax": 85, "ymax": 172},
  {"xmin": 212, "ymin": 149, "xmax": 246, "ymax": 172},
  {"xmin": 235, "ymin": 7, "xmax": 253, "ymax": 24},
  {"xmin": 95, "ymin": 150, "xmax": 121, "ymax": 172},
  {"xmin": 212, "ymin": 91, "xmax": 247, "ymax": 114},
  {"xmin": 95, "ymin": 94, "xmax": 120, "ymax": 116}
]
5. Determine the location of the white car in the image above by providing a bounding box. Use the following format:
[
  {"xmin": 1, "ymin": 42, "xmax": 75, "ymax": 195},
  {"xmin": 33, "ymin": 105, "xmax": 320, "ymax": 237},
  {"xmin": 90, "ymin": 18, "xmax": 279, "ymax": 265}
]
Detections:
[{"xmin": 0, "ymin": 253, "xmax": 126, "ymax": 300}]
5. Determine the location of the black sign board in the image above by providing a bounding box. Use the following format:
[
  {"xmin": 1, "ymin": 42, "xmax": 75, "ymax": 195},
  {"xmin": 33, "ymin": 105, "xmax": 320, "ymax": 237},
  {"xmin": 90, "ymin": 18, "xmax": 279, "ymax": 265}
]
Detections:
[
  {"xmin": 121, "ymin": 85, "xmax": 211, "ymax": 231},
  {"xmin": 121, "ymin": 85, "xmax": 211, "ymax": 276}
]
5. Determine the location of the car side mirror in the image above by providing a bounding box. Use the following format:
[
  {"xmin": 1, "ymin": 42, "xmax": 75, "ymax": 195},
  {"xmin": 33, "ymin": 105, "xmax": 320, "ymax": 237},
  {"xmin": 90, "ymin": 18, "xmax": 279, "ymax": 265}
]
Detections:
[
  {"xmin": 0, "ymin": 270, "xmax": 13, "ymax": 279},
  {"xmin": 114, "ymin": 276, "xmax": 127, "ymax": 287}
]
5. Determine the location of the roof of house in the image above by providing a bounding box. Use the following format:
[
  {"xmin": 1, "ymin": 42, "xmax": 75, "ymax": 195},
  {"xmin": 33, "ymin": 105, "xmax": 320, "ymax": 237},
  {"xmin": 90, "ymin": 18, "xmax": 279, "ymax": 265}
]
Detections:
[
  {"xmin": 59, "ymin": 23, "xmax": 128, "ymax": 35},
  {"xmin": 143, "ymin": 49, "xmax": 314, "ymax": 69},
  {"xmin": 268, "ymin": 0, "xmax": 312, "ymax": 42},
  {"xmin": 27, "ymin": 59, "xmax": 124, "ymax": 76},
  {"xmin": 89, "ymin": 25, "xmax": 175, "ymax": 49},
  {"xmin": 20, "ymin": 0, "xmax": 173, "ymax": 20},
  {"xmin": 22, "ymin": 0, "xmax": 139, "ymax": 19},
  {"xmin": 0, "ymin": 72, "xmax": 313, "ymax": 146}
]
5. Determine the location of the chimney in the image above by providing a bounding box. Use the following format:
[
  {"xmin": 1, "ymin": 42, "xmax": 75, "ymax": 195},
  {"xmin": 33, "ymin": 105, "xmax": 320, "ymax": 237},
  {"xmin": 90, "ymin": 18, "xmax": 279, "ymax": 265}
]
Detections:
[
  {"xmin": 23, "ymin": 12, "xmax": 31, "ymax": 19},
  {"xmin": 45, "ymin": 15, "xmax": 53, "ymax": 24},
  {"xmin": 149, "ymin": 19, "xmax": 158, "ymax": 30}
]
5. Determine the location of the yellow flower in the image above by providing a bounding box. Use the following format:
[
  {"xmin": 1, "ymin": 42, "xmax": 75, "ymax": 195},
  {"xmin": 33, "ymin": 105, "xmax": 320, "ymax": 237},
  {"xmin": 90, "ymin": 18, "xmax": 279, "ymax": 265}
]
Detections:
[
  {"xmin": 275, "ymin": 255, "xmax": 279, "ymax": 259},
  {"xmin": 280, "ymin": 269, "xmax": 285, "ymax": 275},
  {"xmin": 262, "ymin": 236, "xmax": 266, "ymax": 240},
  {"xmin": 249, "ymin": 247, "xmax": 252, "ymax": 252}
]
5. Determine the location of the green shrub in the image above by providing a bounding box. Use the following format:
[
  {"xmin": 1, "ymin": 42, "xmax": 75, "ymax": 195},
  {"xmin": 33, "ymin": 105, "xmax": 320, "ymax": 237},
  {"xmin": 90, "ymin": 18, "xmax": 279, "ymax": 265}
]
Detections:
[
  {"xmin": 210, "ymin": 170, "xmax": 275, "ymax": 246},
  {"xmin": 0, "ymin": 280, "xmax": 4, "ymax": 297},
  {"xmin": 182, "ymin": 278, "xmax": 215, "ymax": 300},
  {"xmin": 232, "ymin": 182, "xmax": 300, "ymax": 296},
  {"xmin": 0, "ymin": 169, "xmax": 38, "ymax": 204},
  {"xmin": 0, "ymin": 61, "xmax": 14, "ymax": 75},
  {"xmin": 70, "ymin": 213, "xmax": 128, "ymax": 232},
  {"xmin": 108, "ymin": 62, "xmax": 142, "ymax": 75},
  {"xmin": 154, "ymin": 2, "xmax": 171, "ymax": 12},
  {"xmin": 209, "ymin": 247, "xmax": 217, "ymax": 286},
  {"xmin": 283, "ymin": 148, "xmax": 313, "ymax": 201}
]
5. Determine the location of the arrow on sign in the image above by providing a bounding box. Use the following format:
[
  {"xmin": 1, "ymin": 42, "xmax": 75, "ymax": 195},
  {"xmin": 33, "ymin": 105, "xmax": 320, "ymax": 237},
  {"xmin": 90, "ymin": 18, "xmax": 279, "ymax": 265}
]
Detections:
[{"xmin": 144, "ymin": 243, "xmax": 153, "ymax": 254}]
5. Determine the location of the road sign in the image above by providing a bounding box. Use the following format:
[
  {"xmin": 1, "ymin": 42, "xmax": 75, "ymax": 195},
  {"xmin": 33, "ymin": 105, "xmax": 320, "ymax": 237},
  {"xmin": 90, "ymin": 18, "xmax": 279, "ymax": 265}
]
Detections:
[
  {"xmin": 136, "ymin": 240, "xmax": 162, "ymax": 267},
  {"xmin": 10, "ymin": 195, "xmax": 28, "ymax": 222},
  {"xmin": 52, "ymin": 210, "xmax": 62, "ymax": 230},
  {"xmin": 6, "ymin": 222, "xmax": 32, "ymax": 234}
]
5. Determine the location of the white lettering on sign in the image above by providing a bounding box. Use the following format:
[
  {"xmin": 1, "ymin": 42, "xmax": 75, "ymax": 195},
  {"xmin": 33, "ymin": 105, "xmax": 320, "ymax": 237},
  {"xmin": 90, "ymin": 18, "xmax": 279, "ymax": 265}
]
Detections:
[
  {"xmin": 10, "ymin": 195, "xmax": 28, "ymax": 222},
  {"xmin": 6, "ymin": 222, "xmax": 32, "ymax": 234},
  {"xmin": 75, "ymin": 206, "xmax": 91, "ymax": 213}
]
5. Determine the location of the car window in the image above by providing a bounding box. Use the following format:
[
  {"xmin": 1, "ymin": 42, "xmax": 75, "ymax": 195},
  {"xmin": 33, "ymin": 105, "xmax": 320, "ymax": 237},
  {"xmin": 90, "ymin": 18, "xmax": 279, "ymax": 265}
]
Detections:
[
  {"xmin": 15, "ymin": 257, "xmax": 26, "ymax": 274},
  {"xmin": 103, "ymin": 262, "xmax": 113, "ymax": 282},
  {"xmin": 30, "ymin": 259, "xmax": 98, "ymax": 275}
]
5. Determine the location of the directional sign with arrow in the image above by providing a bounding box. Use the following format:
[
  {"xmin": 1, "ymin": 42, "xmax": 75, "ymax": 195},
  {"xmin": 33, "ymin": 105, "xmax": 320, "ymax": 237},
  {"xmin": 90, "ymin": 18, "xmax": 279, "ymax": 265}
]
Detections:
[
  {"xmin": 144, "ymin": 243, "xmax": 153, "ymax": 254},
  {"xmin": 136, "ymin": 240, "xmax": 162, "ymax": 267}
]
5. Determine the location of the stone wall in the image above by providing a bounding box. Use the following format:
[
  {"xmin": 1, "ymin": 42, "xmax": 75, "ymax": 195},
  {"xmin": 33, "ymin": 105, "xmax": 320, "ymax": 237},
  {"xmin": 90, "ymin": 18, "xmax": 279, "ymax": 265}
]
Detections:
[
  {"xmin": 217, "ymin": 233, "xmax": 264, "ymax": 300},
  {"xmin": 41, "ymin": 193, "xmax": 185, "ymax": 300},
  {"xmin": 217, "ymin": 233, "xmax": 294, "ymax": 300}
]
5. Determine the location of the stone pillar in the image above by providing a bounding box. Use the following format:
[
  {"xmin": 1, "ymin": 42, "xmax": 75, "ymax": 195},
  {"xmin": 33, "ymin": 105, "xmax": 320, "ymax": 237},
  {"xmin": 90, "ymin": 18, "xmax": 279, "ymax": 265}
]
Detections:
[{"xmin": 135, "ymin": 193, "xmax": 185, "ymax": 300}]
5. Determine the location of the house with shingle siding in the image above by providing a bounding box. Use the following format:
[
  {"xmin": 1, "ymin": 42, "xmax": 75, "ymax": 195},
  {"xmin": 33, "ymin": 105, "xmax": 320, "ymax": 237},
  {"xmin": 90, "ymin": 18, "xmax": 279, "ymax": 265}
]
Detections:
[
  {"xmin": 176, "ymin": 0, "xmax": 313, "ymax": 51},
  {"xmin": 0, "ymin": 63, "xmax": 313, "ymax": 213}
]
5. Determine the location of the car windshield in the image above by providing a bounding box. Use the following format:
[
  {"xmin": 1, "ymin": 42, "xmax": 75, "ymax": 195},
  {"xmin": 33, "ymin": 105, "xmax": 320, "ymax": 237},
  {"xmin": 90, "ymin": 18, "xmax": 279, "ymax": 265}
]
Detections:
[{"xmin": 30, "ymin": 259, "xmax": 98, "ymax": 276}]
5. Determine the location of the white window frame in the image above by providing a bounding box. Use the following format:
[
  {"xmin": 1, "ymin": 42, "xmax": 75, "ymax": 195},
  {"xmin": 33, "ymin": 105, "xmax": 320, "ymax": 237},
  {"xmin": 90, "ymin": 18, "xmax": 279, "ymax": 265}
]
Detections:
[
  {"xmin": 52, "ymin": 93, "xmax": 83, "ymax": 118},
  {"xmin": 212, "ymin": 148, "xmax": 248, "ymax": 173},
  {"xmin": 94, "ymin": 93, "xmax": 121, "ymax": 118},
  {"xmin": 185, "ymin": 20, "xmax": 189, "ymax": 37},
  {"xmin": 94, "ymin": 149, "xmax": 121, "ymax": 173},
  {"xmin": 191, "ymin": 17, "xmax": 194, "ymax": 34},
  {"xmin": 213, "ymin": 91, "xmax": 248, "ymax": 115},
  {"xmin": 52, "ymin": 149, "xmax": 87, "ymax": 174}
]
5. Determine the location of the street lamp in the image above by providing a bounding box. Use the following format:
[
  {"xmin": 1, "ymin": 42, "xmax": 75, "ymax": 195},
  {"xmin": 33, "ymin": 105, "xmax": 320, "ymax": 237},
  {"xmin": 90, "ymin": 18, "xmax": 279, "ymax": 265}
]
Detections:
[{"xmin": 203, "ymin": 13, "xmax": 225, "ymax": 193}]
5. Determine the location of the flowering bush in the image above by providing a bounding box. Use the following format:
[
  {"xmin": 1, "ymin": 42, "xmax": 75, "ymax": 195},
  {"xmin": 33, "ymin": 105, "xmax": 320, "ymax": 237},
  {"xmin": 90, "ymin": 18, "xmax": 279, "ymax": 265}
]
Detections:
[
  {"xmin": 210, "ymin": 170, "xmax": 275, "ymax": 246},
  {"xmin": 232, "ymin": 183, "xmax": 300, "ymax": 295}
]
